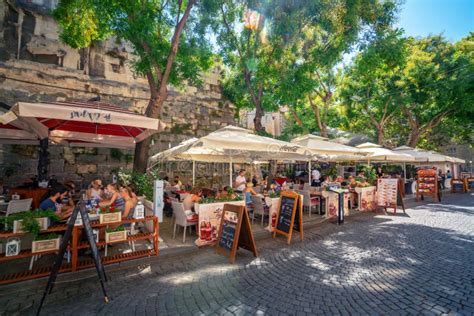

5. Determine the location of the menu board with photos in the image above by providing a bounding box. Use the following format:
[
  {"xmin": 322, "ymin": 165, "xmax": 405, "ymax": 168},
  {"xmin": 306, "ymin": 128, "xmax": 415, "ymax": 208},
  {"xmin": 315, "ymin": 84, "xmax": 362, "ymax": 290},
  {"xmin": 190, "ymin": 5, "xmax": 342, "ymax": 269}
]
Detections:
[
  {"xmin": 273, "ymin": 191, "xmax": 304, "ymax": 245},
  {"xmin": 194, "ymin": 201, "xmax": 245, "ymax": 247},
  {"xmin": 216, "ymin": 204, "xmax": 257, "ymax": 263},
  {"xmin": 377, "ymin": 178, "xmax": 398, "ymax": 207},
  {"xmin": 416, "ymin": 168, "xmax": 439, "ymax": 202}
]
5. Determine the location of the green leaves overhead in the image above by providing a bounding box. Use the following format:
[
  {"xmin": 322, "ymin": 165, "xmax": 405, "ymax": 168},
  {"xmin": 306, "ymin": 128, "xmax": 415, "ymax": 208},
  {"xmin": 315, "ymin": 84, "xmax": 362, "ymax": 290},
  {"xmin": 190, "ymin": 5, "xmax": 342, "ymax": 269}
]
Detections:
[{"xmin": 54, "ymin": 0, "xmax": 214, "ymax": 88}]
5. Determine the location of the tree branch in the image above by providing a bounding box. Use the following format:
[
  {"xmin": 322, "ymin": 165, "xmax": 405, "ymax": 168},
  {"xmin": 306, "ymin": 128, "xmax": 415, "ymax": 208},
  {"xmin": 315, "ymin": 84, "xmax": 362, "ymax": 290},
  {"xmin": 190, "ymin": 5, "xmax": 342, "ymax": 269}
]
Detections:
[
  {"xmin": 220, "ymin": 4, "xmax": 245, "ymax": 62},
  {"xmin": 380, "ymin": 96, "xmax": 392, "ymax": 125},
  {"xmin": 160, "ymin": 0, "xmax": 196, "ymax": 91},
  {"xmin": 142, "ymin": 42, "xmax": 163, "ymax": 84},
  {"xmin": 314, "ymin": 69, "xmax": 330, "ymax": 96}
]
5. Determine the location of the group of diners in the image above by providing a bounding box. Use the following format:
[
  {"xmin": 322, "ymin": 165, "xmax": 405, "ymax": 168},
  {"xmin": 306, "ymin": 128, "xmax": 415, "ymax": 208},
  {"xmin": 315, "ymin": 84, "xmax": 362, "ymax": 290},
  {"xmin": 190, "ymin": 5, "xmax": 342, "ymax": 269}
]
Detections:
[{"xmin": 38, "ymin": 179, "xmax": 138, "ymax": 222}]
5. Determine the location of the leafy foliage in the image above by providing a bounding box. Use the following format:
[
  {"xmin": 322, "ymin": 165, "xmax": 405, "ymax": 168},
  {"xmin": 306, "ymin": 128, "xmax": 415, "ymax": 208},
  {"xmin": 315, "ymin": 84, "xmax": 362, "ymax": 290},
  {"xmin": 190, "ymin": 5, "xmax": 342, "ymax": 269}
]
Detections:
[
  {"xmin": 34, "ymin": 233, "xmax": 60, "ymax": 241},
  {"xmin": 358, "ymin": 165, "xmax": 377, "ymax": 185},
  {"xmin": 0, "ymin": 209, "xmax": 59, "ymax": 236},
  {"xmin": 106, "ymin": 225, "xmax": 125, "ymax": 233},
  {"xmin": 115, "ymin": 168, "xmax": 160, "ymax": 200},
  {"xmin": 198, "ymin": 195, "xmax": 242, "ymax": 204}
]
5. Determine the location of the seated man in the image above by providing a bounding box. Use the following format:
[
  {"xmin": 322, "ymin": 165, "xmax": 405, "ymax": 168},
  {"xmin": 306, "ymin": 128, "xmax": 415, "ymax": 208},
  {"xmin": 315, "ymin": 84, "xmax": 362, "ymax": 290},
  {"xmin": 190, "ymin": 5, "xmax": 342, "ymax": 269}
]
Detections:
[{"xmin": 39, "ymin": 184, "xmax": 74, "ymax": 220}]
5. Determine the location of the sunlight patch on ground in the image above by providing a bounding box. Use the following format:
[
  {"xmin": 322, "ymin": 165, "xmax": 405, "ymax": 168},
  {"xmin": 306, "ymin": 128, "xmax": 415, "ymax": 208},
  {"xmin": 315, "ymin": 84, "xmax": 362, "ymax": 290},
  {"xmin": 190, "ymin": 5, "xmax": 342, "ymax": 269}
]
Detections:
[
  {"xmin": 160, "ymin": 264, "xmax": 240, "ymax": 285},
  {"xmin": 305, "ymin": 257, "xmax": 331, "ymax": 271}
]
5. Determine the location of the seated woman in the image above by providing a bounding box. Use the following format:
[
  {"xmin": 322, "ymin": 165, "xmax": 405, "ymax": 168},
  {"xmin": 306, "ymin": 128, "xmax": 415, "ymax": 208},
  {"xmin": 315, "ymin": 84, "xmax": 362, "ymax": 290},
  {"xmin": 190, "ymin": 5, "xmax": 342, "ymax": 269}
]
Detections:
[
  {"xmin": 119, "ymin": 186, "xmax": 137, "ymax": 219},
  {"xmin": 171, "ymin": 180, "xmax": 181, "ymax": 191},
  {"xmin": 39, "ymin": 185, "xmax": 74, "ymax": 220},
  {"xmin": 321, "ymin": 176, "xmax": 332, "ymax": 188},
  {"xmin": 87, "ymin": 179, "xmax": 103, "ymax": 201},
  {"xmin": 348, "ymin": 176, "xmax": 357, "ymax": 188},
  {"xmin": 100, "ymin": 183, "xmax": 125, "ymax": 209},
  {"xmin": 244, "ymin": 182, "xmax": 257, "ymax": 210},
  {"xmin": 190, "ymin": 188, "xmax": 203, "ymax": 203}
]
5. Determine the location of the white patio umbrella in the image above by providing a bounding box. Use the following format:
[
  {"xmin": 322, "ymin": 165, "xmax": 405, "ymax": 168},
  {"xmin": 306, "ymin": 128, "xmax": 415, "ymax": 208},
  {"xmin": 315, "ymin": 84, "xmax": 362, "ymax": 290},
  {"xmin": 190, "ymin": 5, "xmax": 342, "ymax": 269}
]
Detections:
[
  {"xmin": 149, "ymin": 126, "xmax": 315, "ymax": 186},
  {"xmin": 200, "ymin": 126, "xmax": 314, "ymax": 161},
  {"xmin": 356, "ymin": 142, "xmax": 416, "ymax": 162},
  {"xmin": 291, "ymin": 134, "xmax": 366, "ymax": 181},
  {"xmin": 292, "ymin": 134, "xmax": 362, "ymax": 155},
  {"xmin": 148, "ymin": 137, "xmax": 274, "ymax": 186},
  {"xmin": 393, "ymin": 146, "xmax": 465, "ymax": 163}
]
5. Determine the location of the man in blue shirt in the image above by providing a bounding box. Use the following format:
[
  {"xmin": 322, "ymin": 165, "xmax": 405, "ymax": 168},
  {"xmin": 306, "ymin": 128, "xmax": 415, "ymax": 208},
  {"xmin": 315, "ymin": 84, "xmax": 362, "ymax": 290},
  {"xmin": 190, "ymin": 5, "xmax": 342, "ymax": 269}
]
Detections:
[{"xmin": 39, "ymin": 185, "xmax": 74, "ymax": 220}]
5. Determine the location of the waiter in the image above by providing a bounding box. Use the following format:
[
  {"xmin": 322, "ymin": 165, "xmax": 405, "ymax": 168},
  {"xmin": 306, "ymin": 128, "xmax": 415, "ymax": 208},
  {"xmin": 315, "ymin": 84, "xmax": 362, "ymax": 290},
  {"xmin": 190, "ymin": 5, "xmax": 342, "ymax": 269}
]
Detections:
[{"xmin": 311, "ymin": 168, "xmax": 321, "ymax": 187}]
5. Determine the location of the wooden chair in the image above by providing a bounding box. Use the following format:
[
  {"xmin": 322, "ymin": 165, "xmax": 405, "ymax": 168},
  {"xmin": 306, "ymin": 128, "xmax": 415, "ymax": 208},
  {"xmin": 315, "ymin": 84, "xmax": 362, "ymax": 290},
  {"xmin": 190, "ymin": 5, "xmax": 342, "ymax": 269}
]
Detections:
[
  {"xmin": 171, "ymin": 202, "xmax": 198, "ymax": 243},
  {"xmin": 6, "ymin": 198, "xmax": 33, "ymax": 216},
  {"xmin": 250, "ymin": 195, "xmax": 268, "ymax": 226}
]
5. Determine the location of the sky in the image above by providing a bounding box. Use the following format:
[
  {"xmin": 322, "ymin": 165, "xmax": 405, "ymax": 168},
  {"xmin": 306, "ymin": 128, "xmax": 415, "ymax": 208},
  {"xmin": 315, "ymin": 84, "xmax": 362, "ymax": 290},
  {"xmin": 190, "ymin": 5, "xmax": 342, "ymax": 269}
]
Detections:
[{"xmin": 396, "ymin": 0, "xmax": 474, "ymax": 42}]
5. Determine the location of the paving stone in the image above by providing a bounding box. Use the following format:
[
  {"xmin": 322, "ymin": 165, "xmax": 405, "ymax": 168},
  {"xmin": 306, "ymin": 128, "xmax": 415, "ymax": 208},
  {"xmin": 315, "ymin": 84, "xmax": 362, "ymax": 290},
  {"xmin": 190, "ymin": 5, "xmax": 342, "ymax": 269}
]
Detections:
[{"xmin": 2, "ymin": 193, "xmax": 474, "ymax": 315}]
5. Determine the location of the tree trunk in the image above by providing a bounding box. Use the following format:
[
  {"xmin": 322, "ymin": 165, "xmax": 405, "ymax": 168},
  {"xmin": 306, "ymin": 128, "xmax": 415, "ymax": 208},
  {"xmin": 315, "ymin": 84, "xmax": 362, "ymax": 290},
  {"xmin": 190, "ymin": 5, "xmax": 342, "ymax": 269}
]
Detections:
[
  {"xmin": 80, "ymin": 46, "xmax": 90, "ymax": 75},
  {"xmin": 376, "ymin": 126, "xmax": 383, "ymax": 145},
  {"xmin": 407, "ymin": 129, "xmax": 421, "ymax": 147},
  {"xmin": 309, "ymin": 96, "xmax": 328, "ymax": 138},
  {"xmin": 289, "ymin": 107, "xmax": 302, "ymax": 126},
  {"xmin": 254, "ymin": 101, "xmax": 264, "ymax": 133},
  {"xmin": 133, "ymin": 95, "xmax": 163, "ymax": 172},
  {"xmin": 266, "ymin": 160, "xmax": 277, "ymax": 190}
]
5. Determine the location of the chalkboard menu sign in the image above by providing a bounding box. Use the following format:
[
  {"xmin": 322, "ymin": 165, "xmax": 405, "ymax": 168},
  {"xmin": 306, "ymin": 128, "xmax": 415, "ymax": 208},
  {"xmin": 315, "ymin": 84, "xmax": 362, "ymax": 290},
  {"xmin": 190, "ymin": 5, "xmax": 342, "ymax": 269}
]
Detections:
[
  {"xmin": 216, "ymin": 204, "xmax": 257, "ymax": 263},
  {"xmin": 273, "ymin": 191, "xmax": 303, "ymax": 244},
  {"xmin": 276, "ymin": 196, "xmax": 296, "ymax": 233},
  {"xmin": 218, "ymin": 212, "xmax": 238, "ymax": 251}
]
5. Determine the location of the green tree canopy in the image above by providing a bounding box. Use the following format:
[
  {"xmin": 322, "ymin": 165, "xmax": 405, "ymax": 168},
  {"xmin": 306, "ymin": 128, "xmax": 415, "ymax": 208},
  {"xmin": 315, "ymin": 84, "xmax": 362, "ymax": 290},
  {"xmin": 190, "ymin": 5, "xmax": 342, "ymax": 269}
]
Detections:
[{"xmin": 54, "ymin": 0, "xmax": 216, "ymax": 171}]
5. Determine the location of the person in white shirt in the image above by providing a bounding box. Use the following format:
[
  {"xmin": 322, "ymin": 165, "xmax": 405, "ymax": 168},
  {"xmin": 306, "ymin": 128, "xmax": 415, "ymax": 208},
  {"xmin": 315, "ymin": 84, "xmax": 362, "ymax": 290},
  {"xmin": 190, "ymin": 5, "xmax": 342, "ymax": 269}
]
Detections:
[
  {"xmin": 311, "ymin": 168, "xmax": 321, "ymax": 187},
  {"xmin": 234, "ymin": 170, "xmax": 247, "ymax": 192}
]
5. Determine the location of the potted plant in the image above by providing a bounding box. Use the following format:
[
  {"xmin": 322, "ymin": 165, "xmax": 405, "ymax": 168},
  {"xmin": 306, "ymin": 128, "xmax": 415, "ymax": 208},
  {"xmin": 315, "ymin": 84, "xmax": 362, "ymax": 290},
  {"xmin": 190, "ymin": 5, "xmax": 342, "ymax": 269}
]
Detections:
[
  {"xmin": 1, "ymin": 209, "xmax": 59, "ymax": 234},
  {"xmin": 105, "ymin": 225, "xmax": 127, "ymax": 243},
  {"xmin": 32, "ymin": 233, "xmax": 61, "ymax": 253},
  {"xmin": 99, "ymin": 205, "xmax": 122, "ymax": 224}
]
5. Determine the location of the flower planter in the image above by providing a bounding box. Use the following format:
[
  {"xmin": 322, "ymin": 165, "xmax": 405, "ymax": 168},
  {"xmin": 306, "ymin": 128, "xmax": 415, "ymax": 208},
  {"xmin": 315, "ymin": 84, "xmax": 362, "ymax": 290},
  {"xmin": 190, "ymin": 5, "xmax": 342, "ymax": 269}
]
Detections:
[
  {"xmin": 105, "ymin": 230, "xmax": 127, "ymax": 243},
  {"xmin": 13, "ymin": 217, "xmax": 50, "ymax": 234},
  {"xmin": 99, "ymin": 212, "xmax": 122, "ymax": 224},
  {"xmin": 32, "ymin": 237, "xmax": 60, "ymax": 254}
]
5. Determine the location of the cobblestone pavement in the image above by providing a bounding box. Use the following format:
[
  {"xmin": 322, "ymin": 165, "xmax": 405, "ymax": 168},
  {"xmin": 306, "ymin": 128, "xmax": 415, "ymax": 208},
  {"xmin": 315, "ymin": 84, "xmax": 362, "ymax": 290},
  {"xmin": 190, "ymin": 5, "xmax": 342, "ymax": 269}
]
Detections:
[{"xmin": 1, "ymin": 193, "xmax": 474, "ymax": 315}]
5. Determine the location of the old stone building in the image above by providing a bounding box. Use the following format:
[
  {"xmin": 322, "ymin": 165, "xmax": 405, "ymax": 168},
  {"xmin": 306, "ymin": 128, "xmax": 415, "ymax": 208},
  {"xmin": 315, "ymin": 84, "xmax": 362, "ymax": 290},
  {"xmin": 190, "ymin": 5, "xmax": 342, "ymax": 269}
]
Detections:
[{"xmin": 0, "ymin": 0, "xmax": 236, "ymax": 186}]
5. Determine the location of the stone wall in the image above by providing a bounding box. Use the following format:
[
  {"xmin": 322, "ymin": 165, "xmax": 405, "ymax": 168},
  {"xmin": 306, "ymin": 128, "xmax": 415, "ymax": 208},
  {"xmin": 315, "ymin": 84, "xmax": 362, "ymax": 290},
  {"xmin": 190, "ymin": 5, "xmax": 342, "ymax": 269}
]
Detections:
[
  {"xmin": 0, "ymin": 144, "xmax": 133, "ymax": 187},
  {"xmin": 0, "ymin": 0, "xmax": 237, "ymax": 187}
]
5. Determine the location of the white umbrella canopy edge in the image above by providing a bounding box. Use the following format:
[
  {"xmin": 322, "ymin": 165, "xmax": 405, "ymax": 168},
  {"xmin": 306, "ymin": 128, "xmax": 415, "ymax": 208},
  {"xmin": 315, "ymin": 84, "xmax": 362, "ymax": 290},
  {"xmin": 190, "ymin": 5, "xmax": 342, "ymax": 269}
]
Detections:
[
  {"xmin": 356, "ymin": 142, "xmax": 417, "ymax": 162},
  {"xmin": 292, "ymin": 134, "xmax": 363, "ymax": 155},
  {"xmin": 200, "ymin": 125, "xmax": 314, "ymax": 160}
]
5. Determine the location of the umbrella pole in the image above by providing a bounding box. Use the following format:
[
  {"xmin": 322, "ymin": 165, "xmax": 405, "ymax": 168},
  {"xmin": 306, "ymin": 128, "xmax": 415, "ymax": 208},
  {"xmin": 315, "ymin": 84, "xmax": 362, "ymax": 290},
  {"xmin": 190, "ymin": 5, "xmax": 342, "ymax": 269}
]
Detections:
[
  {"xmin": 38, "ymin": 137, "xmax": 49, "ymax": 182},
  {"xmin": 192, "ymin": 161, "xmax": 196, "ymax": 186},
  {"xmin": 308, "ymin": 160, "xmax": 311, "ymax": 184},
  {"xmin": 403, "ymin": 162, "xmax": 406, "ymax": 182},
  {"xmin": 229, "ymin": 157, "xmax": 233, "ymax": 187}
]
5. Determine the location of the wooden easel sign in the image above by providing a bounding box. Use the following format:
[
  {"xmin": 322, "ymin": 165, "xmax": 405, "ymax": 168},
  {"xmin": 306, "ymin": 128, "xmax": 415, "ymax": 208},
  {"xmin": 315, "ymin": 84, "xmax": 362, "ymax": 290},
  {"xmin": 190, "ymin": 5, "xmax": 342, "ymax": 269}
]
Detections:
[
  {"xmin": 273, "ymin": 191, "xmax": 304, "ymax": 245},
  {"xmin": 216, "ymin": 204, "xmax": 257, "ymax": 264},
  {"xmin": 376, "ymin": 178, "xmax": 405, "ymax": 214}
]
